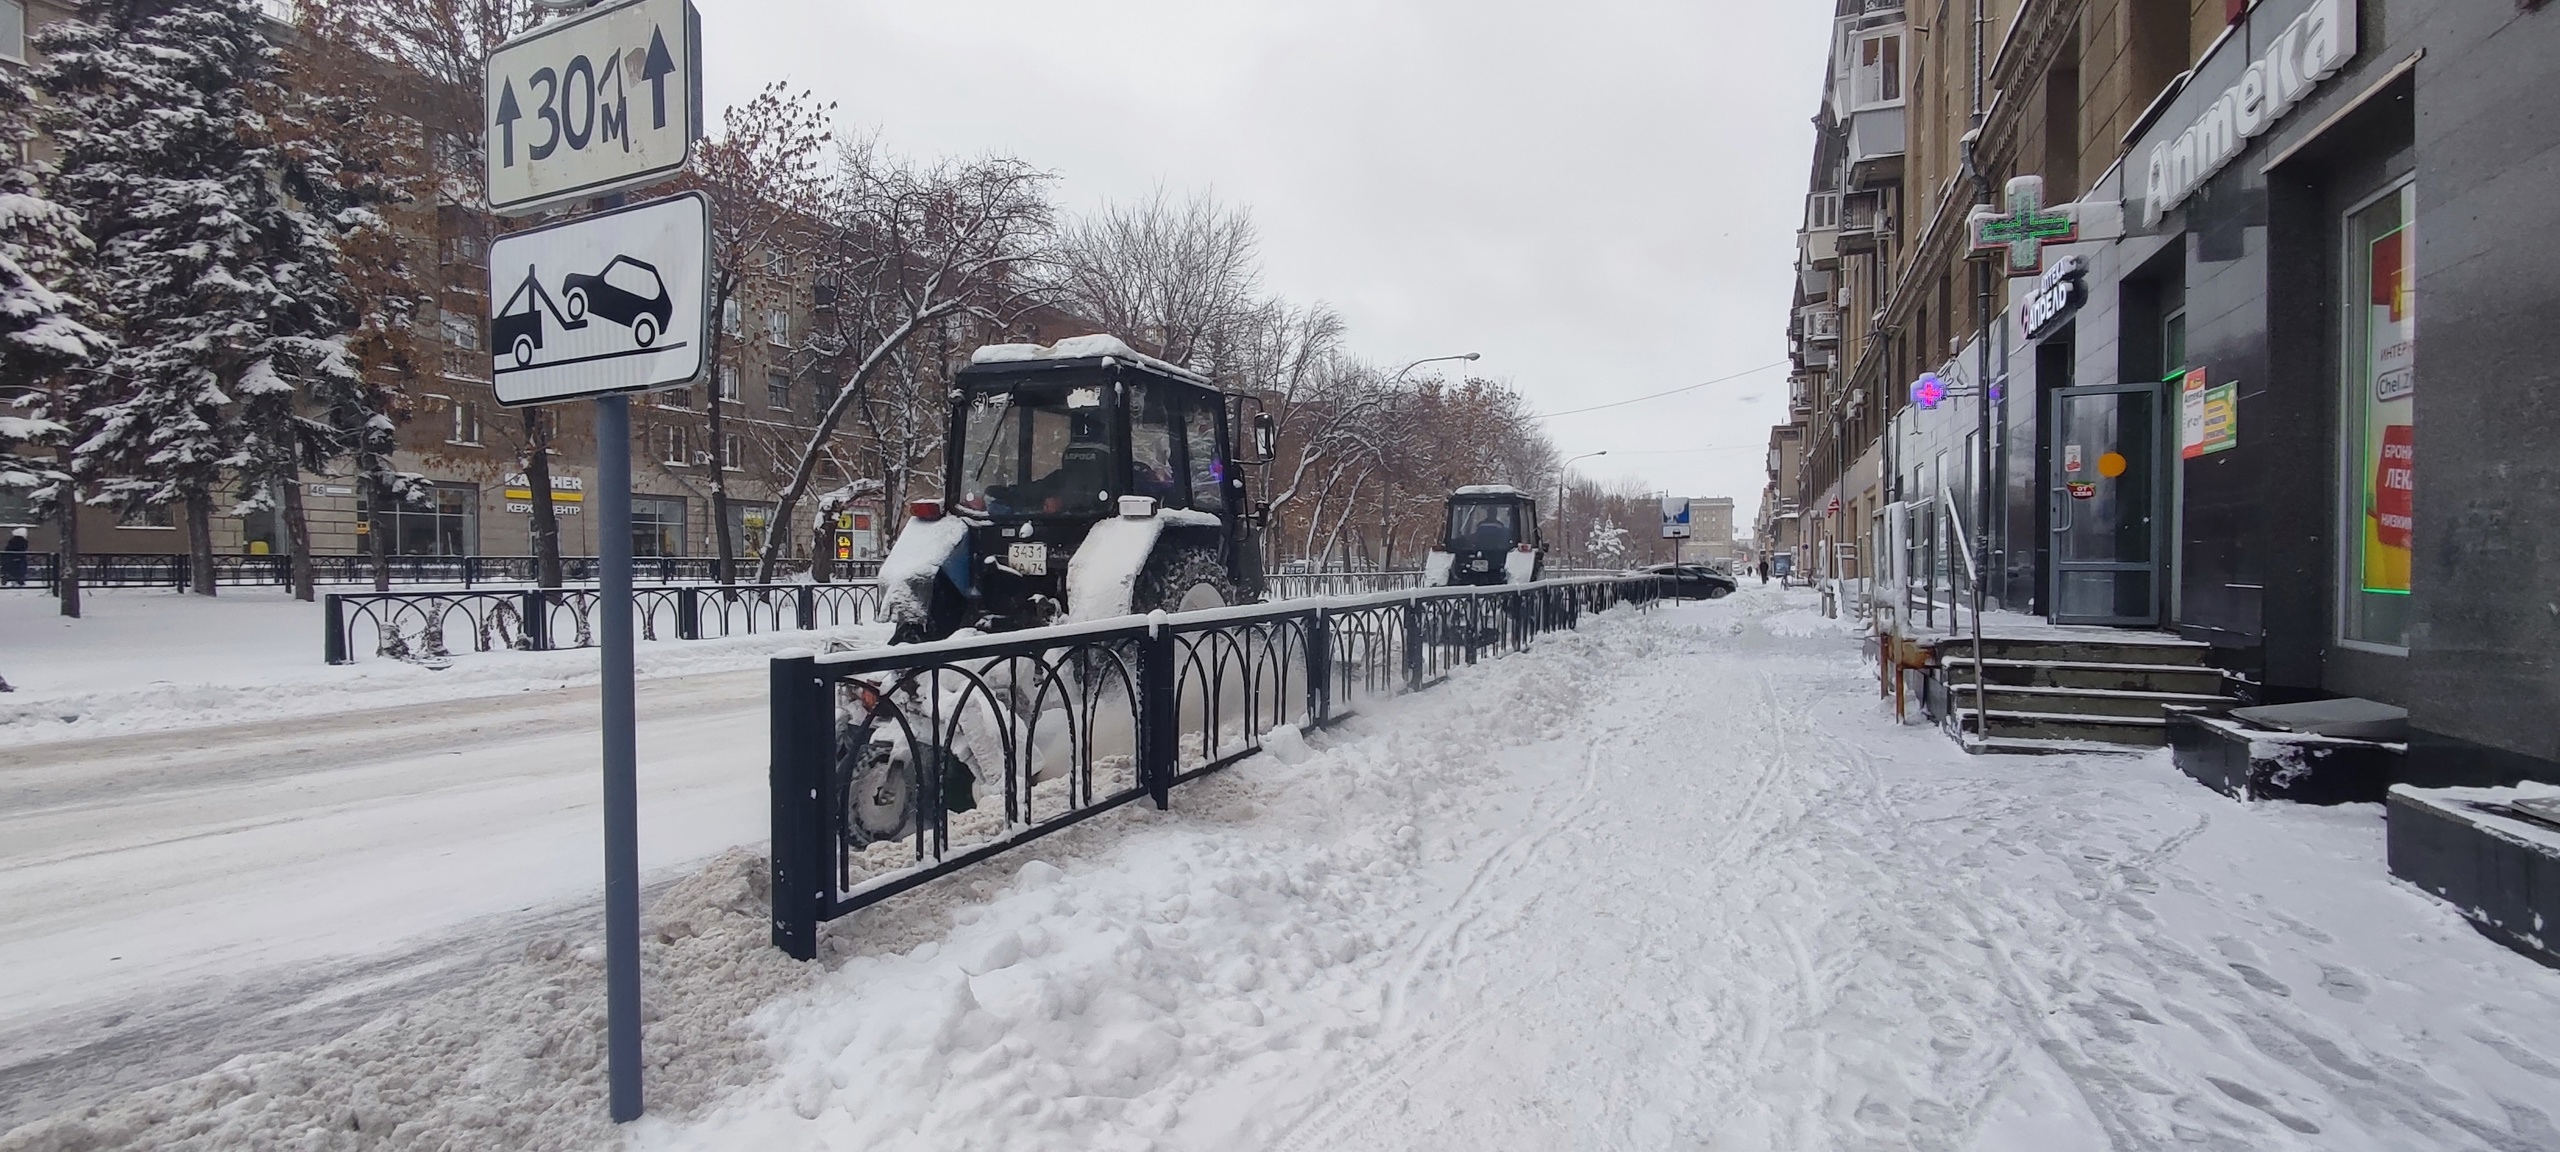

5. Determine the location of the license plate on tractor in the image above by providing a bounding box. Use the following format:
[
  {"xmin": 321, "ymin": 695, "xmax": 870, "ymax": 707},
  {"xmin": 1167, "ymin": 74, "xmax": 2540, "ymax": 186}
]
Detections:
[{"xmin": 1007, "ymin": 542, "xmax": 1048, "ymax": 575}]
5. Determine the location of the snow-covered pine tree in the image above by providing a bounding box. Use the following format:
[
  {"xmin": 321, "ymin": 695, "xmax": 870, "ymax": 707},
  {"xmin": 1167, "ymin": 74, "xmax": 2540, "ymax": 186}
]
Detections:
[
  {"xmin": 36, "ymin": 0, "xmax": 287, "ymax": 596},
  {"xmin": 0, "ymin": 72, "xmax": 109, "ymax": 618}
]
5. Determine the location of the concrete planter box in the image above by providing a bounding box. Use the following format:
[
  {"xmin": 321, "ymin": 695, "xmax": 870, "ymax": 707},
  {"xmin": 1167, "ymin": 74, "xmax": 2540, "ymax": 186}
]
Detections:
[
  {"xmin": 2168, "ymin": 708, "xmax": 2403, "ymax": 804},
  {"xmin": 2387, "ymin": 785, "xmax": 2560, "ymax": 969}
]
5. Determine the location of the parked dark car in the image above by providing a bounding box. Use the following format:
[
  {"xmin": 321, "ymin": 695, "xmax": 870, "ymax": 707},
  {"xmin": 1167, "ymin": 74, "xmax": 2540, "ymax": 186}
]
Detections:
[
  {"xmin": 561, "ymin": 256, "xmax": 674, "ymax": 348},
  {"xmin": 1632, "ymin": 561, "xmax": 1737, "ymax": 599}
]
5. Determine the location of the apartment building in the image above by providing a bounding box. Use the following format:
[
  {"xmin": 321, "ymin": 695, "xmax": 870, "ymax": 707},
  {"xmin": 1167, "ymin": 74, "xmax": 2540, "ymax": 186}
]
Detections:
[{"xmin": 1777, "ymin": 0, "xmax": 2560, "ymax": 788}]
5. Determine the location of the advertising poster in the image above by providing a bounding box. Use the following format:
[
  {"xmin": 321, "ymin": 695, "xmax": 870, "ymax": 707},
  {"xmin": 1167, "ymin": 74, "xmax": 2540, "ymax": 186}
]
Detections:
[
  {"xmin": 2178, "ymin": 368, "xmax": 2209, "ymax": 458},
  {"xmin": 2198, "ymin": 383, "xmax": 2237, "ymax": 455},
  {"xmin": 2360, "ymin": 223, "xmax": 2415, "ymax": 593}
]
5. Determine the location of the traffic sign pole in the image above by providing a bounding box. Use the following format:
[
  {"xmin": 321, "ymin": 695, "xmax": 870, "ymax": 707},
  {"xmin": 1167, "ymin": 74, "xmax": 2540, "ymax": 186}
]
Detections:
[{"xmin": 595, "ymin": 391, "xmax": 642, "ymax": 1122}]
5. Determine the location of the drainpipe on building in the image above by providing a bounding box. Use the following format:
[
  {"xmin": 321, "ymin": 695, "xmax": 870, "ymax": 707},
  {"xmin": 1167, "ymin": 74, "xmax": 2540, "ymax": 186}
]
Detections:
[{"xmin": 1964, "ymin": 0, "xmax": 1992, "ymax": 736}]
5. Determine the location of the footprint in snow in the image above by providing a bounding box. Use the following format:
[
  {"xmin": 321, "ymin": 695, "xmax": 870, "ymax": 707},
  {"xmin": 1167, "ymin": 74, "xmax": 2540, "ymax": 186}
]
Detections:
[
  {"xmin": 2206, "ymin": 1076, "xmax": 2323, "ymax": 1134},
  {"xmin": 2316, "ymin": 964, "xmax": 2370, "ymax": 1003}
]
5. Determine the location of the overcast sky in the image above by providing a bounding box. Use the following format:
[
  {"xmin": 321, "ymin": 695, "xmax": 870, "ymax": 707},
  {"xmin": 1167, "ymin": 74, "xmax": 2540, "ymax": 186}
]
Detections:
[{"xmin": 701, "ymin": 0, "xmax": 1835, "ymax": 528}]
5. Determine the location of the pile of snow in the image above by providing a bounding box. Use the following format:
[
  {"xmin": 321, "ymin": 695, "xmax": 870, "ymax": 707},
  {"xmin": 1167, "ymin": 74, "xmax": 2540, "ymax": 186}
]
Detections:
[
  {"xmin": 0, "ymin": 589, "xmax": 889, "ymax": 747},
  {"xmin": 877, "ymin": 514, "xmax": 970, "ymax": 629},
  {"xmin": 968, "ymin": 335, "xmax": 1210, "ymax": 386},
  {"xmin": 1449, "ymin": 484, "xmax": 1526, "ymax": 498},
  {"xmin": 1061, "ymin": 513, "xmax": 1162, "ymax": 622},
  {"xmin": 1502, "ymin": 549, "xmax": 1538, "ymax": 584},
  {"xmin": 1421, "ymin": 550, "xmax": 1454, "ymax": 588}
]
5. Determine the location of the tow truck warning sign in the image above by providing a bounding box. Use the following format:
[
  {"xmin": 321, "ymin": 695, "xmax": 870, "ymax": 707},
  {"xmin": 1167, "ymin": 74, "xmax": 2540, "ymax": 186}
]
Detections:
[{"xmin": 487, "ymin": 192, "xmax": 709, "ymax": 407}]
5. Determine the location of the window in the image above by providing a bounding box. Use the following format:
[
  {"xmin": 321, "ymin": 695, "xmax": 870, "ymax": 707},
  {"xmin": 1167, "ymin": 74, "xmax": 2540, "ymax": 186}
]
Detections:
[
  {"xmin": 957, "ymin": 385, "xmax": 1113, "ymax": 516},
  {"xmin": 449, "ymin": 401, "xmax": 482, "ymax": 445},
  {"xmin": 2340, "ymin": 181, "xmax": 2416, "ymax": 651},
  {"xmin": 117, "ymin": 500, "xmax": 174, "ymax": 529},
  {"xmin": 2162, "ymin": 308, "xmax": 2188, "ymax": 377},
  {"xmin": 763, "ymin": 251, "xmax": 788, "ymax": 276},
  {"xmin": 717, "ymin": 364, "xmax": 739, "ymax": 403},
  {"xmin": 662, "ymin": 425, "xmax": 691, "ymax": 465},
  {"xmin": 766, "ymin": 372, "xmax": 792, "ymax": 412},
  {"xmin": 441, "ymin": 312, "xmax": 480, "ymax": 352},
  {"xmin": 1852, "ymin": 31, "xmax": 1903, "ymax": 107},
  {"xmin": 360, "ymin": 483, "xmax": 477, "ymax": 556},
  {"xmin": 722, "ymin": 433, "xmax": 743, "ymax": 470},
  {"xmin": 632, "ymin": 496, "xmax": 688, "ymax": 556},
  {"xmin": 815, "ymin": 378, "xmax": 839, "ymax": 412},
  {"xmin": 1127, "ymin": 383, "xmax": 1180, "ymax": 506},
  {"xmin": 0, "ymin": 479, "xmax": 33, "ymax": 527},
  {"xmin": 0, "ymin": 2, "xmax": 26, "ymax": 67},
  {"xmin": 1183, "ymin": 393, "xmax": 1225, "ymax": 514},
  {"xmin": 765, "ymin": 307, "xmax": 790, "ymax": 346},
  {"xmin": 722, "ymin": 297, "xmax": 742, "ymax": 336},
  {"xmin": 729, "ymin": 500, "xmax": 778, "ymax": 554}
]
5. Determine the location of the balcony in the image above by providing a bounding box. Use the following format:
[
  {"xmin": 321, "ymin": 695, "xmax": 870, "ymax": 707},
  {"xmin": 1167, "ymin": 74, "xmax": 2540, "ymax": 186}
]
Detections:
[
  {"xmin": 1801, "ymin": 226, "xmax": 1839, "ymax": 271},
  {"xmin": 1839, "ymin": 190, "xmax": 1886, "ymax": 255},
  {"xmin": 1798, "ymin": 262, "xmax": 1835, "ymax": 302},
  {"xmin": 1846, "ymin": 105, "xmax": 1906, "ymax": 185}
]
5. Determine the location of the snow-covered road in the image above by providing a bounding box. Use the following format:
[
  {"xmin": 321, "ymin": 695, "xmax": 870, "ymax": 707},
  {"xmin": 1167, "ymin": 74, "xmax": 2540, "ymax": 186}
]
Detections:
[
  {"xmin": 0, "ymin": 667, "xmax": 774, "ymax": 1127},
  {"xmin": 9, "ymin": 587, "xmax": 2560, "ymax": 1151}
]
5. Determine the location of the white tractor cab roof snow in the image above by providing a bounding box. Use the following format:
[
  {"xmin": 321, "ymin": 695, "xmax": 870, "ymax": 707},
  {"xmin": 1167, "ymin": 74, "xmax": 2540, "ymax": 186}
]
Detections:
[
  {"xmin": 1424, "ymin": 485, "xmax": 1544, "ymax": 588},
  {"xmin": 878, "ymin": 336, "xmax": 1277, "ymax": 642}
]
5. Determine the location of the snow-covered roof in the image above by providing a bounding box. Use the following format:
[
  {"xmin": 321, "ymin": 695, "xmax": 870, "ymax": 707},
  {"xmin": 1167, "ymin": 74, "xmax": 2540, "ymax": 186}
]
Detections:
[
  {"xmin": 1451, "ymin": 484, "xmax": 1529, "ymax": 498},
  {"xmin": 968, "ymin": 334, "xmax": 1212, "ymax": 387}
]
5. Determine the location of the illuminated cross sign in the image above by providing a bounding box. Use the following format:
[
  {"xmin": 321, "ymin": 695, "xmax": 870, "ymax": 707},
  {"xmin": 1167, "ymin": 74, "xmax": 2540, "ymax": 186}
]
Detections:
[
  {"xmin": 1910, "ymin": 373, "xmax": 1947, "ymax": 409},
  {"xmin": 1968, "ymin": 175, "xmax": 2079, "ymax": 277}
]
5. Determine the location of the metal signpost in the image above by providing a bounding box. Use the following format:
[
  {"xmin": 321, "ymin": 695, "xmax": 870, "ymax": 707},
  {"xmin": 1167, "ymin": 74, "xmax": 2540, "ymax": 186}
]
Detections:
[{"xmin": 485, "ymin": 0, "xmax": 703, "ymax": 1123}]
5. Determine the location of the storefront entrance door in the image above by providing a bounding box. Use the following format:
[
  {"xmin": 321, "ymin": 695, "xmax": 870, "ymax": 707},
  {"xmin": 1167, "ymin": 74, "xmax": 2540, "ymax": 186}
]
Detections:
[{"xmin": 2048, "ymin": 383, "xmax": 2163, "ymax": 625}]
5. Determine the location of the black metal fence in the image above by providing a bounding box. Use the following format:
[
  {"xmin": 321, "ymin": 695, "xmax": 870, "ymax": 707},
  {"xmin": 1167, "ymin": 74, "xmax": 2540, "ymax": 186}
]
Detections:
[
  {"xmin": 767, "ymin": 574, "xmax": 1668, "ymax": 959},
  {"xmin": 9, "ymin": 552, "xmax": 882, "ymax": 593},
  {"xmin": 323, "ymin": 581, "xmax": 891, "ymax": 664}
]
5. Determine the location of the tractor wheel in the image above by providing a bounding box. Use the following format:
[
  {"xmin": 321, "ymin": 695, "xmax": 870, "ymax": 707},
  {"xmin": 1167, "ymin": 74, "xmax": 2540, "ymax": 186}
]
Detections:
[{"xmin": 1133, "ymin": 545, "xmax": 1237, "ymax": 615}]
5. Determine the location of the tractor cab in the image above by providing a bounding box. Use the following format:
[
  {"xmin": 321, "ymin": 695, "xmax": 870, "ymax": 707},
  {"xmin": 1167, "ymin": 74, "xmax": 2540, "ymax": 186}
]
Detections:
[
  {"xmin": 1426, "ymin": 485, "xmax": 1545, "ymax": 587},
  {"xmin": 882, "ymin": 336, "xmax": 1274, "ymax": 641}
]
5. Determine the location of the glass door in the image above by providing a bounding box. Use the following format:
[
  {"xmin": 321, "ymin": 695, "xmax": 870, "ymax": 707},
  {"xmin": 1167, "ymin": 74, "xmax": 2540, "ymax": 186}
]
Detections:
[{"xmin": 2049, "ymin": 383, "xmax": 2164, "ymax": 625}]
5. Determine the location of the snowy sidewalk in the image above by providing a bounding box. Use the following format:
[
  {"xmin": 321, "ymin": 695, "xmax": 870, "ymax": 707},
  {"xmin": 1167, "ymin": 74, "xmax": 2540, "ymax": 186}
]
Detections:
[{"xmin": 9, "ymin": 587, "xmax": 2560, "ymax": 1150}]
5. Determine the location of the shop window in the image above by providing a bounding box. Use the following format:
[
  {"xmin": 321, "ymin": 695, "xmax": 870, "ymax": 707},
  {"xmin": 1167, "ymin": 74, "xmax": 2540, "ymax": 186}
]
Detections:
[
  {"xmin": 2162, "ymin": 308, "xmax": 2187, "ymax": 377},
  {"xmin": 632, "ymin": 496, "xmax": 687, "ymax": 556},
  {"xmin": 361, "ymin": 483, "xmax": 477, "ymax": 556},
  {"xmin": 2339, "ymin": 182, "xmax": 2415, "ymax": 651},
  {"xmin": 729, "ymin": 501, "xmax": 777, "ymax": 554}
]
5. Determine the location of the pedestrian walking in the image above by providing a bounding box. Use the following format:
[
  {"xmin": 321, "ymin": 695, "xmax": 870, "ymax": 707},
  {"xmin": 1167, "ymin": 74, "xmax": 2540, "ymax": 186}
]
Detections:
[
  {"xmin": 1758, "ymin": 555, "xmax": 1769, "ymax": 585},
  {"xmin": 2, "ymin": 528, "xmax": 29, "ymax": 587}
]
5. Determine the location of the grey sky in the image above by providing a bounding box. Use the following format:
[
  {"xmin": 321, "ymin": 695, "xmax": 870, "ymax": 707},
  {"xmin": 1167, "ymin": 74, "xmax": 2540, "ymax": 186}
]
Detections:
[{"xmin": 701, "ymin": 0, "xmax": 1834, "ymax": 527}]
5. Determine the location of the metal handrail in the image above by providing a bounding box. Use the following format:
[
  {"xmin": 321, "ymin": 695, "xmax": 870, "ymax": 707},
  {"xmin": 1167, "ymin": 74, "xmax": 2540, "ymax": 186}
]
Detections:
[{"xmin": 1939, "ymin": 483, "xmax": 1987, "ymax": 743}]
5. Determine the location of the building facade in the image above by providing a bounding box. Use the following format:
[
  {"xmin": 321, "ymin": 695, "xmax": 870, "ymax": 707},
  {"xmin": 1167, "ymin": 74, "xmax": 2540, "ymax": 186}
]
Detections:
[{"xmin": 1775, "ymin": 0, "xmax": 2560, "ymax": 786}]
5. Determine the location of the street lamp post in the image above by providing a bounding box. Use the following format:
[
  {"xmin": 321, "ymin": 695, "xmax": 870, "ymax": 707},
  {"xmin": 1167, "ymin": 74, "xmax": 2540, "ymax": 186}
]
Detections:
[
  {"xmin": 1375, "ymin": 352, "xmax": 1479, "ymax": 571},
  {"xmin": 1558, "ymin": 449, "xmax": 1608, "ymax": 569}
]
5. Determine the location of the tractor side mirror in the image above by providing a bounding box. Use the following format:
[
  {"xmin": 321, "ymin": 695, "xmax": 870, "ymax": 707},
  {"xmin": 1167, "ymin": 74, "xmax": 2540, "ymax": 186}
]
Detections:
[{"xmin": 1252, "ymin": 412, "xmax": 1276, "ymax": 462}]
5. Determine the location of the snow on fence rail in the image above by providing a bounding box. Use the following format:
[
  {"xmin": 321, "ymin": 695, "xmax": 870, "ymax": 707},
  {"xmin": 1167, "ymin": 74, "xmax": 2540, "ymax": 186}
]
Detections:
[
  {"xmin": 11, "ymin": 552, "xmax": 883, "ymax": 593},
  {"xmin": 322, "ymin": 581, "xmax": 891, "ymax": 664},
  {"xmin": 766, "ymin": 573, "xmax": 1673, "ymax": 960}
]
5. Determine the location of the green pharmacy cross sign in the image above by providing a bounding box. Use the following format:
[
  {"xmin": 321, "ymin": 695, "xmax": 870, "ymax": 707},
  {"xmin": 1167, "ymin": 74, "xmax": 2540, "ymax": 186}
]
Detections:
[{"xmin": 1968, "ymin": 175, "xmax": 2080, "ymax": 277}]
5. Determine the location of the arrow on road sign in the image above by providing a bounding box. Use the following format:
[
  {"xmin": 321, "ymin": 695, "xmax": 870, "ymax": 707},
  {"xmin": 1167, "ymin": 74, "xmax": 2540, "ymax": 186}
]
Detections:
[
  {"xmin": 494, "ymin": 78, "xmax": 522, "ymax": 168},
  {"xmin": 641, "ymin": 26, "xmax": 676, "ymax": 130}
]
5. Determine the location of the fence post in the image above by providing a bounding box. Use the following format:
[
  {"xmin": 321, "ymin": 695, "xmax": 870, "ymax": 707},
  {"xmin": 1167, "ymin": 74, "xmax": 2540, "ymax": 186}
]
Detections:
[
  {"xmin": 323, "ymin": 594, "xmax": 347, "ymax": 665},
  {"xmin": 173, "ymin": 554, "xmax": 187, "ymax": 592},
  {"xmin": 523, "ymin": 589, "xmax": 548, "ymax": 651},
  {"xmin": 1306, "ymin": 609, "xmax": 1333, "ymax": 726},
  {"xmin": 1402, "ymin": 599, "xmax": 1424, "ymax": 692},
  {"xmin": 770, "ymin": 652, "xmax": 828, "ymax": 961},
  {"xmin": 1141, "ymin": 615, "xmax": 1176, "ymax": 809},
  {"xmin": 1464, "ymin": 597, "xmax": 1481, "ymax": 665},
  {"xmin": 676, "ymin": 586, "xmax": 700, "ymax": 641},
  {"xmin": 464, "ymin": 557, "xmax": 477, "ymax": 589},
  {"xmin": 797, "ymin": 584, "xmax": 816, "ymax": 631}
]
